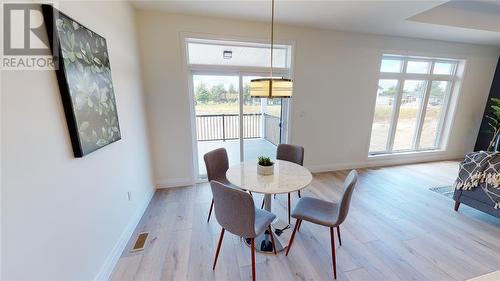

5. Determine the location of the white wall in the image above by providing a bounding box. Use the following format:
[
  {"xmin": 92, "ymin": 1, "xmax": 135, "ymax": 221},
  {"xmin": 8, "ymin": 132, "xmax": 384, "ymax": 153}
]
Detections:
[
  {"xmin": 136, "ymin": 11, "xmax": 499, "ymax": 187},
  {"xmin": 1, "ymin": 1, "xmax": 154, "ymax": 280}
]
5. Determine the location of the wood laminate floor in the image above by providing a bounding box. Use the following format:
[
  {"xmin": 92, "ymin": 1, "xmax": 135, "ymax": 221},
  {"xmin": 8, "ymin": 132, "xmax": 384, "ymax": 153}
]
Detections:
[{"xmin": 110, "ymin": 161, "xmax": 500, "ymax": 281}]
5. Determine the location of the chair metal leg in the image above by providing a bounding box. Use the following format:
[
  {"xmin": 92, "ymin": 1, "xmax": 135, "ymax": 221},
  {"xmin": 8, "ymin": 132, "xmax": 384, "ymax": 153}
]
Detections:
[
  {"xmin": 250, "ymin": 238, "xmax": 256, "ymax": 281},
  {"xmin": 330, "ymin": 227, "xmax": 337, "ymax": 279},
  {"xmin": 297, "ymin": 219, "xmax": 303, "ymax": 232},
  {"xmin": 213, "ymin": 228, "xmax": 225, "ymax": 270},
  {"xmin": 286, "ymin": 219, "xmax": 300, "ymax": 256},
  {"xmin": 208, "ymin": 198, "xmax": 214, "ymax": 222},
  {"xmin": 268, "ymin": 225, "xmax": 277, "ymax": 255},
  {"xmin": 288, "ymin": 193, "xmax": 291, "ymax": 224},
  {"xmin": 298, "ymin": 190, "xmax": 301, "ymax": 198},
  {"xmin": 454, "ymin": 201, "xmax": 460, "ymax": 211},
  {"xmin": 337, "ymin": 225, "xmax": 342, "ymax": 246},
  {"xmin": 261, "ymin": 198, "xmax": 265, "ymax": 209}
]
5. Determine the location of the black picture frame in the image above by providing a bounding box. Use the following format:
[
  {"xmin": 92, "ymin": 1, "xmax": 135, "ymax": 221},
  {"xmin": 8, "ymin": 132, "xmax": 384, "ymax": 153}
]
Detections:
[{"xmin": 42, "ymin": 4, "xmax": 121, "ymax": 157}]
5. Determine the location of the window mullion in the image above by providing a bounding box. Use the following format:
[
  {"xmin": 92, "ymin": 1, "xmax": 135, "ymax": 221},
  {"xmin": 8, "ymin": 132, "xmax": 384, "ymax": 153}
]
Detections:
[
  {"xmin": 387, "ymin": 79, "xmax": 404, "ymax": 152},
  {"xmin": 386, "ymin": 60, "xmax": 407, "ymax": 152},
  {"xmin": 238, "ymin": 73, "xmax": 244, "ymax": 162},
  {"xmin": 413, "ymin": 62, "xmax": 436, "ymax": 149},
  {"xmin": 414, "ymin": 79, "xmax": 433, "ymax": 150},
  {"xmin": 434, "ymin": 80, "xmax": 454, "ymax": 148}
]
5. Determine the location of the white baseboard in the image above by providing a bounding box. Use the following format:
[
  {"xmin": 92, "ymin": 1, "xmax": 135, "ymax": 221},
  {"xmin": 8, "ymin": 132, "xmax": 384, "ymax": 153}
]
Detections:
[
  {"xmin": 307, "ymin": 153, "xmax": 464, "ymax": 173},
  {"xmin": 154, "ymin": 153, "xmax": 465, "ymax": 187},
  {"xmin": 156, "ymin": 177, "xmax": 195, "ymax": 189},
  {"xmin": 93, "ymin": 188, "xmax": 154, "ymax": 281}
]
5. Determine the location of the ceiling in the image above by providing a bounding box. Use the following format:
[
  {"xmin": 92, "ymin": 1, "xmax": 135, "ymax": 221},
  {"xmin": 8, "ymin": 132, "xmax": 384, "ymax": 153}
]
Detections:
[{"xmin": 131, "ymin": 0, "xmax": 500, "ymax": 46}]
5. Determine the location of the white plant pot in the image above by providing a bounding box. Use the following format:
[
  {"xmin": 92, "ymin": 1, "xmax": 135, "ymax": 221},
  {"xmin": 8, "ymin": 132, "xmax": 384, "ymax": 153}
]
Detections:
[{"xmin": 257, "ymin": 164, "xmax": 274, "ymax": 175}]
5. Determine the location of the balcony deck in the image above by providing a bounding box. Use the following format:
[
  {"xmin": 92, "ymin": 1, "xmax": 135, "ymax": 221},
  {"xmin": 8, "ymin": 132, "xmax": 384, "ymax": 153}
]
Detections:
[{"xmin": 197, "ymin": 138, "xmax": 277, "ymax": 176}]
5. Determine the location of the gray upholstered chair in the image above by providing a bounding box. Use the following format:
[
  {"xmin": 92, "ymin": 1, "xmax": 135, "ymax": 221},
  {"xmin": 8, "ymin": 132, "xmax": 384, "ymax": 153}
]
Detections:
[
  {"xmin": 285, "ymin": 170, "xmax": 358, "ymax": 280},
  {"xmin": 275, "ymin": 144, "xmax": 305, "ymax": 224},
  {"xmin": 210, "ymin": 181, "xmax": 277, "ymax": 281},
  {"xmin": 204, "ymin": 148, "xmax": 233, "ymax": 222}
]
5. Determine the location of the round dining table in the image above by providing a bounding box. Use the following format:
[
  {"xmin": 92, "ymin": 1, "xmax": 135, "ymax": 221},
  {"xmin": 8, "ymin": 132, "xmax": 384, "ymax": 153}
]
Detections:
[{"xmin": 226, "ymin": 159, "xmax": 313, "ymax": 253}]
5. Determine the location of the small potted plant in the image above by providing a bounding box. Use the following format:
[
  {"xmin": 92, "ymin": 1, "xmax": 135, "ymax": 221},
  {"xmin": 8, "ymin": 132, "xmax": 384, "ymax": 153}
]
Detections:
[{"xmin": 257, "ymin": 156, "xmax": 274, "ymax": 175}]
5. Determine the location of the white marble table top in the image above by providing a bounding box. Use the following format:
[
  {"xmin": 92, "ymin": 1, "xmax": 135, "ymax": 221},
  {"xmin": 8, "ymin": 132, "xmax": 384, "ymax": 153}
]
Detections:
[{"xmin": 226, "ymin": 160, "xmax": 313, "ymax": 195}]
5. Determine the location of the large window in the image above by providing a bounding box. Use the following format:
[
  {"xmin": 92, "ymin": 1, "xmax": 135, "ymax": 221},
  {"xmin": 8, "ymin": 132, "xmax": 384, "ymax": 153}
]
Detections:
[{"xmin": 369, "ymin": 55, "xmax": 459, "ymax": 155}]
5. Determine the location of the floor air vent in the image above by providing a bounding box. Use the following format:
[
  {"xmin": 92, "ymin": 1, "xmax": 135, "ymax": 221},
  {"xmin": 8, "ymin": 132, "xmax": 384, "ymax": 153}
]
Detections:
[{"xmin": 131, "ymin": 232, "xmax": 149, "ymax": 252}]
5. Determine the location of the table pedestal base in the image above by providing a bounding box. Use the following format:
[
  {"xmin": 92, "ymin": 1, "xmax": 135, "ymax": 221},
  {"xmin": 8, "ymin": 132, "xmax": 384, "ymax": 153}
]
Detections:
[{"xmin": 245, "ymin": 219, "xmax": 293, "ymax": 253}]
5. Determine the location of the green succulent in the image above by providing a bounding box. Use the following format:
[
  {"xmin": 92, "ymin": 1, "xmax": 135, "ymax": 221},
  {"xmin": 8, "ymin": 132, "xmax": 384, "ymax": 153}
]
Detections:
[{"xmin": 258, "ymin": 156, "xmax": 274, "ymax": 166}]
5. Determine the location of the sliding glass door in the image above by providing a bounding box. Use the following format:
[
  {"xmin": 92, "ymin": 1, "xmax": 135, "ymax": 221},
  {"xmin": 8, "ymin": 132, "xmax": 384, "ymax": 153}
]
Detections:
[
  {"xmin": 185, "ymin": 37, "xmax": 293, "ymax": 177},
  {"xmin": 193, "ymin": 74, "xmax": 241, "ymax": 175},
  {"xmin": 242, "ymin": 75, "xmax": 285, "ymax": 162},
  {"xmin": 192, "ymin": 73, "xmax": 287, "ymax": 177}
]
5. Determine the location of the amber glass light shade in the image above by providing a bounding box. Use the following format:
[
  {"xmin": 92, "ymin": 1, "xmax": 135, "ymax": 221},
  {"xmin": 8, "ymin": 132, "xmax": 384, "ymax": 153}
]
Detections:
[{"xmin": 249, "ymin": 77, "xmax": 293, "ymax": 98}]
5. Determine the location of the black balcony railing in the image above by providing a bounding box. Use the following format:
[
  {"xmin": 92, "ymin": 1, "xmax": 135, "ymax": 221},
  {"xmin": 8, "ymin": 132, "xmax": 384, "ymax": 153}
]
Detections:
[{"xmin": 196, "ymin": 113, "xmax": 280, "ymax": 142}]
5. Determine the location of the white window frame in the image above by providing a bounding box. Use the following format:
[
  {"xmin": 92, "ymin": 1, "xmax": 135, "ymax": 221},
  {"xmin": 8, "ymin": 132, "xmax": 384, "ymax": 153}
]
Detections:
[
  {"xmin": 369, "ymin": 54, "xmax": 460, "ymax": 156},
  {"xmin": 186, "ymin": 38, "xmax": 292, "ymax": 73}
]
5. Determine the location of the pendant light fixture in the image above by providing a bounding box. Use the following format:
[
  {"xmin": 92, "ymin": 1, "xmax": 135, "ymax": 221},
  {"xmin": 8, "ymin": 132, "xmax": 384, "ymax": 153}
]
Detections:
[{"xmin": 250, "ymin": 0, "xmax": 293, "ymax": 98}]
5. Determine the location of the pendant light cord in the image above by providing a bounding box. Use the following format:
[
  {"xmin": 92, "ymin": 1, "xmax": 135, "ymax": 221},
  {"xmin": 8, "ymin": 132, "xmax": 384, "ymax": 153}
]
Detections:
[{"xmin": 270, "ymin": 0, "xmax": 274, "ymax": 78}]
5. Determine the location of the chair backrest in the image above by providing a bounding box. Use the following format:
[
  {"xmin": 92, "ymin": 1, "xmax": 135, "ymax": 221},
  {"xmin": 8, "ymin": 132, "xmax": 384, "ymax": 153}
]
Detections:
[
  {"xmin": 210, "ymin": 180, "xmax": 257, "ymax": 238},
  {"xmin": 276, "ymin": 144, "xmax": 304, "ymax": 166},
  {"xmin": 335, "ymin": 170, "xmax": 358, "ymax": 225},
  {"xmin": 204, "ymin": 148, "xmax": 229, "ymax": 182}
]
